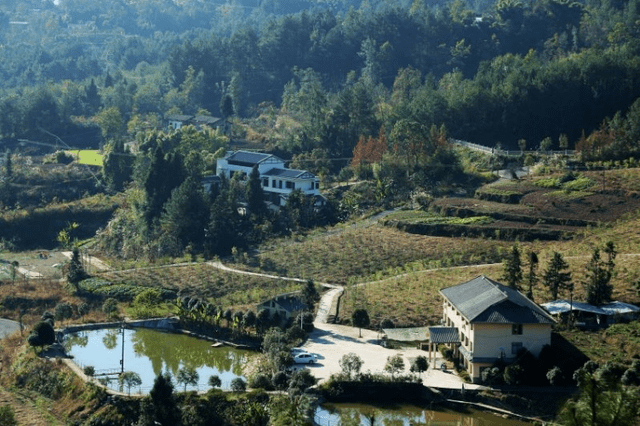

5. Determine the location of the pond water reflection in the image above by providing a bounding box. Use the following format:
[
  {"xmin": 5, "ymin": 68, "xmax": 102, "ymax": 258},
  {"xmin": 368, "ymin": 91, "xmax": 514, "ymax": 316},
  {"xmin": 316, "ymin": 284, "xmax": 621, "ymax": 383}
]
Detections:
[
  {"xmin": 315, "ymin": 403, "xmax": 532, "ymax": 426},
  {"xmin": 65, "ymin": 328, "xmax": 253, "ymax": 393}
]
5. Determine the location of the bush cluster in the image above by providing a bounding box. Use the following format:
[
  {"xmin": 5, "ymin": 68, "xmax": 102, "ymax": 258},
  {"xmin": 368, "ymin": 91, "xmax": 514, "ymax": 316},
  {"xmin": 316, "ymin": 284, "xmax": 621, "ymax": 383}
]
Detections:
[{"xmin": 78, "ymin": 277, "xmax": 175, "ymax": 301}]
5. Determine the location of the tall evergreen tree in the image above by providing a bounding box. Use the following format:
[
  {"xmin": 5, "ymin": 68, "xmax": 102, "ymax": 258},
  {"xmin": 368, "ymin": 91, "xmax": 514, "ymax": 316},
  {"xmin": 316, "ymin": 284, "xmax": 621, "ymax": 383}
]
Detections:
[
  {"xmin": 142, "ymin": 146, "xmax": 185, "ymax": 225},
  {"xmin": 4, "ymin": 150, "xmax": 12, "ymax": 179},
  {"xmin": 246, "ymin": 164, "xmax": 267, "ymax": 220},
  {"xmin": 584, "ymin": 242, "xmax": 617, "ymax": 306},
  {"xmin": 205, "ymin": 176, "xmax": 245, "ymax": 256},
  {"xmin": 525, "ymin": 250, "xmax": 539, "ymax": 300},
  {"xmin": 220, "ymin": 93, "xmax": 235, "ymax": 118},
  {"xmin": 501, "ymin": 245, "xmax": 523, "ymax": 290},
  {"xmin": 160, "ymin": 176, "xmax": 210, "ymax": 252},
  {"xmin": 542, "ymin": 251, "xmax": 572, "ymax": 300},
  {"xmin": 102, "ymin": 140, "xmax": 134, "ymax": 193},
  {"xmin": 67, "ymin": 247, "xmax": 87, "ymax": 286},
  {"xmin": 138, "ymin": 373, "xmax": 181, "ymax": 426}
]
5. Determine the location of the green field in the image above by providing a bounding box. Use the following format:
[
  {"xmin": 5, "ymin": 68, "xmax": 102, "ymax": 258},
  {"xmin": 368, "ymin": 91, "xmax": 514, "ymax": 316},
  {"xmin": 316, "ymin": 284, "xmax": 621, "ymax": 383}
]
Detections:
[{"xmin": 75, "ymin": 150, "xmax": 103, "ymax": 166}]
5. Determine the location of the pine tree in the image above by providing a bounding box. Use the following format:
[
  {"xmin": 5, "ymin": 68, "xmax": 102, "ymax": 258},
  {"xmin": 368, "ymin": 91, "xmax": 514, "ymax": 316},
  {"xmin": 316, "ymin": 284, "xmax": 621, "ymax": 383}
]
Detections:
[
  {"xmin": 4, "ymin": 150, "xmax": 12, "ymax": 179},
  {"xmin": 67, "ymin": 247, "xmax": 87, "ymax": 286},
  {"xmin": 138, "ymin": 373, "xmax": 181, "ymax": 426},
  {"xmin": 584, "ymin": 242, "xmax": 617, "ymax": 306},
  {"xmin": 246, "ymin": 165, "xmax": 267, "ymax": 220},
  {"xmin": 220, "ymin": 94, "xmax": 235, "ymax": 118},
  {"xmin": 142, "ymin": 147, "xmax": 185, "ymax": 225},
  {"xmin": 102, "ymin": 140, "xmax": 134, "ymax": 192},
  {"xmin": 501, "ymin": 245, "xmax": 523, "ymax": 290},
  {"xmin": 160, "ymin": 176, "xmax": 210, "ymax": 251},
  {"xmin": 525, "ymin": 250, "xmax": 539, "ymax": 300},
  {"xmin": 542, "ymin": 251, "xmax": 572, "ymax": 300}
]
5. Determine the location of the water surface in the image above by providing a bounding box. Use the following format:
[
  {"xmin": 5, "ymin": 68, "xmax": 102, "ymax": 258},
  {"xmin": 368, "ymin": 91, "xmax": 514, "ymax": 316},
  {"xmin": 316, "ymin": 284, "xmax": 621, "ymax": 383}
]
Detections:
[
  {"xmin": 315, "ymin": 402, "xmax": 532, "ymax": 426},
  {"xmin": 66, "ymin": 327, "xmax": 253, "ymax": 393}
]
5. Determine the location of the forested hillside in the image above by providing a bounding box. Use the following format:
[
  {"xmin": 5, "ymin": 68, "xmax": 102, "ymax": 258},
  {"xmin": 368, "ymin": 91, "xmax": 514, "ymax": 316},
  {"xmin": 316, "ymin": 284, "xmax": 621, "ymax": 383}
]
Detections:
[{"xmin": 0, "ymin": 0, "xmax": 639, "ymax": 153}]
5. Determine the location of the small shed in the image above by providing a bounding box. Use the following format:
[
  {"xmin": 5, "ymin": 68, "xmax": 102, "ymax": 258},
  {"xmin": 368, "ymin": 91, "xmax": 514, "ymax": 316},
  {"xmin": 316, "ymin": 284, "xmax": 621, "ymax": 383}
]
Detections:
[
  {"xmin": 257, "ymin": 293, "xmax": 308, "ymax": 322},
  {"xmin": 541, "ymin": 300, "xmax": 640, "ymax": 328}
]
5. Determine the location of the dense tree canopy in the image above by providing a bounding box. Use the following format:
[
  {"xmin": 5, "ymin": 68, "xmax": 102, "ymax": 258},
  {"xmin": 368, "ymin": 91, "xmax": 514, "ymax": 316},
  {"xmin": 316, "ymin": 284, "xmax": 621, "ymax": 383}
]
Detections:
[{"xmin": 1, "ymin": 0, "xmax": 639, "ymax": 154}]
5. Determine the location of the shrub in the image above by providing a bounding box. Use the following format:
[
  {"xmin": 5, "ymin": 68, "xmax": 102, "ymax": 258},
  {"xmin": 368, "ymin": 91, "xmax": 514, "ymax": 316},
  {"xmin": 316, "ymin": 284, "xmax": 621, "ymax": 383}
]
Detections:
[
  {"xmin": 547, "ymin": 366, "xmax": 565, "ymax": 386},
  {"xmin": 83, "ymin": 366, "xmax": 95, "ymax": 376},
  {"xmin": 208, "ymin": 375, "xmax": 221, "ymax": 388},
  {"xmin": 28, "ymin": 321, "xmax": 55, "ymax": 348},
  {"xmin": 0, "ymin": 405, "xmax": 17, "ymax": 426},
  {"xmin": 230, "ymin": 378, "xmax": 246, "ymax": 392},
  {"xmin": 55, "ymin": 302, "xmax": 74, "ymax": 323},
  {"xmin": 504, "ymin": 364, "xmax": 525, "ymax": 385},
  {"xmin": 102, "ymin": 298, "xmax": 118, "ymax": 317},
  {"xmin": 481, "ymin": 367, "xmax": 503, "ymax": 386},
  {"xmin": 249, "ymin": 373, "xmax": 272, "ymax": 390},
  {"xmin": 272, "ymin": 371, "xmax": 288, "ymax": 390},
  {"xmin": 621, "ymin": 369, "xmax": 640, "ymax": 386},
  {"xmin": 289, "ymin": 369, "xmax": 317, "ymax": 393}
]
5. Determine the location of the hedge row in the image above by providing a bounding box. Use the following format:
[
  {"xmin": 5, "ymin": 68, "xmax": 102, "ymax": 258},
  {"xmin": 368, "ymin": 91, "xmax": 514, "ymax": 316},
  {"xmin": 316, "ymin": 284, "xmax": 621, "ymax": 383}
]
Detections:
[
  {"xmin": 78, "ymin": 277, "xmax": 176, "ymax": 301},
  {"xmin": 385, "ymin": 220, "xmax": 572, "ymax": 242}
]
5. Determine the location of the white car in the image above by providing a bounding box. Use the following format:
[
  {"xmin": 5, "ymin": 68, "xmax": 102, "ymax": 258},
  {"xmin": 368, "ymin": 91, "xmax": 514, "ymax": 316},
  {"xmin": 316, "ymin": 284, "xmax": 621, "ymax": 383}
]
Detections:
[
  {"xmin": 293, "ymin": 353, "xmax": 317, "ymax": 364},
  {"xmin": 290, "ymin": 347, "xmax": 308, "ymax": 356}
]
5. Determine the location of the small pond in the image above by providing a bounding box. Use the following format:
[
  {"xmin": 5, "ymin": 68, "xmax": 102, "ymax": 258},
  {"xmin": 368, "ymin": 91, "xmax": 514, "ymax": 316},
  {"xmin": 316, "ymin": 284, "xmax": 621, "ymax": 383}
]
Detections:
[
  {"xmin": 315, "ymin": 403, "xmax": 532, "ymax": 426},
  {"xmin": 65, "ymin": 327, "xmax": 254, "ymax": 394}
]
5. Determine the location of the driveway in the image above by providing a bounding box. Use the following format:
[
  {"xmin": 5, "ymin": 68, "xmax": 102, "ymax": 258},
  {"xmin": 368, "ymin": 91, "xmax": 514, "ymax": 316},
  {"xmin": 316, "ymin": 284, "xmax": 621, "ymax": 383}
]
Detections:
[{"xmin": 299, "ymin": 288, "xmax": 482, "ymax": 390}]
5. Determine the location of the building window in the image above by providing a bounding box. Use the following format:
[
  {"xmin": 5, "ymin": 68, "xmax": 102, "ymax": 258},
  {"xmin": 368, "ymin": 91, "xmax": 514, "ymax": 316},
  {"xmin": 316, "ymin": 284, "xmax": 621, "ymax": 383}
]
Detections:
[
  {"xmin": 285, "ymin": 181, "xmax": 293, "ymax": 189},
  {"xmin": 262, "ymin": 178, "xmax": 269, "ymax": 187},
  {"xmin": 272, "ymin": 180, "xmax": 276, "ymax": 188},
  {"xmin": 315, "ymin": 182, "xmax": 320, "ymax": 189},
  {"xmin": 512, "ymin": 324, "xmax": 523, "ymax": 335},
  {"xmin": 511, "ymin": 342, "xmax": 523, "ymax": 355},
  {"xmin": 279, "ymin": 180, "xmax": 283, "ymax": 189}
]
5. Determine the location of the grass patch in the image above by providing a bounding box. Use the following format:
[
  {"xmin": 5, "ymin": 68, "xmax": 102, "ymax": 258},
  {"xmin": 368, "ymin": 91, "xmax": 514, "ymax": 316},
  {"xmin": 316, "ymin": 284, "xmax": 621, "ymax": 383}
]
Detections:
[
  {"xmin": 384, "ymin": 210, "xmax": 493, "ymax": 225},
  {"xmin": 560, "ymin": 321, "xmax": 640, "ymax": 365},
  {"xmin": 546, "ymin": 190, "xmax": 594, "ymax": 199},
  {"xmin": 475, "ymin": 187, "xmax": 523, "ymax": 197},
  {"xmin": 74, "ymin": 150, "xmax": 103, "ymax": 166}
]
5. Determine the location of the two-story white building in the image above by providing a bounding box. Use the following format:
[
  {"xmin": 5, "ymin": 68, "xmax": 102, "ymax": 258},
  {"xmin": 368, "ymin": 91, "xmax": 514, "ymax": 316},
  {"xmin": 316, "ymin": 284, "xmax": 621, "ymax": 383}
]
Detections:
[
  {"xmin": 428, "ymin": 275, "xmax": 554, "ymax": 383},
  {"xmin": 216, "ymin": 150, "xmax": 322, "ymax": 207}
]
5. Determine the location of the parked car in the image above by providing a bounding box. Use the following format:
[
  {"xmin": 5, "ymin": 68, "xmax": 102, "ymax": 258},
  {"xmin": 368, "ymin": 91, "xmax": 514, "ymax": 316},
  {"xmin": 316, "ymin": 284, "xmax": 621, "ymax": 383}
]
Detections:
[
  {"xmin": 293, "ymin": 353, "xmax": 317, "ymax": 364},
  {"xmin": 290, "ymin": 347, "xmax": 308, "ymax": 356}
]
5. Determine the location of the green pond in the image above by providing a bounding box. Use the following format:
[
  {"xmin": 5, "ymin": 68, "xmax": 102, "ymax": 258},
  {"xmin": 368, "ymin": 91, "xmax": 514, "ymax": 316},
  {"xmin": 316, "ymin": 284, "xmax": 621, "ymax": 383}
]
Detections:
[
  {"xmin": 315, "ymin": 403, "xmax": 533, "ymax": 425},
  {"xmin": 65, "ymin": 328, "xmax": 253, "ymax": 394}
]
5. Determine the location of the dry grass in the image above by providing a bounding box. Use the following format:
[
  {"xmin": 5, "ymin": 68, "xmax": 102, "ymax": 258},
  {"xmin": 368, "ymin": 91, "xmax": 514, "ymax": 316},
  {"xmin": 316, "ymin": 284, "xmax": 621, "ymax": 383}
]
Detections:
[{"xmin": 0, "ymin": 277, "xmax": 109, "ymax": 327}]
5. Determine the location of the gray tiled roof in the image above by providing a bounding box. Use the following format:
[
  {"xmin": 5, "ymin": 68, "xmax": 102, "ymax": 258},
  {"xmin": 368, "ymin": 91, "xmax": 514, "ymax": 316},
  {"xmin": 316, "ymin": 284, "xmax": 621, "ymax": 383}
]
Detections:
[
  {"xmin": 440, "ymin": 275, "xmax": 554, "ymax": 325},
  {"xmin": 262, "ymin": 168, "xmax": 310, "ymax": 179},
  {"xmin": 257, "ymin": 293, "xmax": 308, "ymax": 313},
  {"xmin": 428, "ymin": 327, "xmax": 461, "ymax": 344},
  {"xmin": 225, "ymin": 151, "xmax": 282, "ymax": 165},
  {"xmin": 166, "ymin": 114, "xmax": 193, "ymax": 122}
]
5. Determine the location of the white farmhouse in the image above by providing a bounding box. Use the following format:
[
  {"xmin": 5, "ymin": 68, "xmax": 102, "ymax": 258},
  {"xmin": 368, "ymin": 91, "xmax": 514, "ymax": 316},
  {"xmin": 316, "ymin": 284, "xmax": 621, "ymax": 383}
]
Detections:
[
  {"xmin": 428, "ymin": 275, "xmax": 554, "ymax": 383},
  {"xmin": 216, "ymin": 150, "xmax": 322, "ymax": 207}
]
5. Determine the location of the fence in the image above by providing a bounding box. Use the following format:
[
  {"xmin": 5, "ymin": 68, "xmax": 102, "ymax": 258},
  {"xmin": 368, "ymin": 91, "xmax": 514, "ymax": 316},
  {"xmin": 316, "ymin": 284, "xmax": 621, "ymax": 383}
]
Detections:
[{"xmin": 450, "ymin": 139, "xmax": 576, "ymax": 157}]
